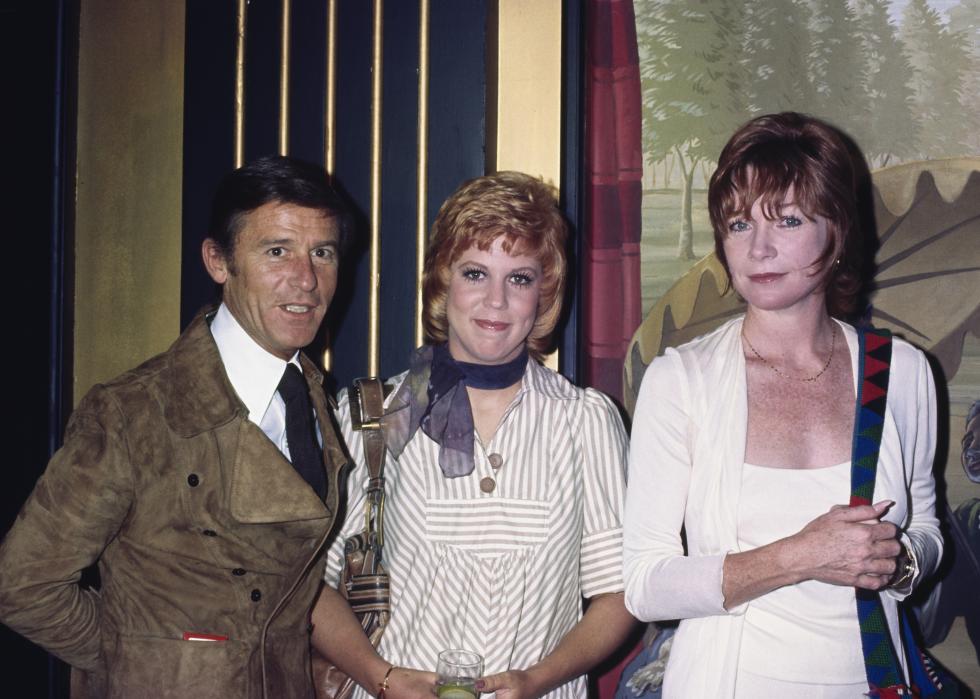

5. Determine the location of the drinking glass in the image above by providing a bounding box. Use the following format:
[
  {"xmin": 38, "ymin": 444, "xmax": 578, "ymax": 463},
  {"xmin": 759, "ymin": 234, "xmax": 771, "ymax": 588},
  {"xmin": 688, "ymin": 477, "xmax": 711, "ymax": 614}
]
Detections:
[{"xmin": 435, "ymin": 649, "xmax": 483, "ymax": 699}]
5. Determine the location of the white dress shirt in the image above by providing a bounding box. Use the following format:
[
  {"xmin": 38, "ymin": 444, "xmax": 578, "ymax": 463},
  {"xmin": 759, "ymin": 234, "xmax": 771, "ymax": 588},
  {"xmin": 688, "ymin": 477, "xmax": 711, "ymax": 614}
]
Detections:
[{"xmin": 210, "ymin": 303, "xmax": 303, "ymax": 459}]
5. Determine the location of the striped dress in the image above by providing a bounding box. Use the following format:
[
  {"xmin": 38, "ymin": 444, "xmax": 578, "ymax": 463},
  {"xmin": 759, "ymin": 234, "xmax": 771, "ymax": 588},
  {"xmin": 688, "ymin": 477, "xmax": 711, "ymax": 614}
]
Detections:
[{"xmin": 324, "ymin": 358, "xmax": 628, "ymax": 698}]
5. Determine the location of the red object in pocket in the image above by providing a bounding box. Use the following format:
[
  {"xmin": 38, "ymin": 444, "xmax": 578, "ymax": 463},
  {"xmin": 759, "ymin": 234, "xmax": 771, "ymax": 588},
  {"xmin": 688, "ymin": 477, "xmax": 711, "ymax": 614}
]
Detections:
[{"xmin": 182, "ymin": 631, "xmax": 229, "ymax": 642}]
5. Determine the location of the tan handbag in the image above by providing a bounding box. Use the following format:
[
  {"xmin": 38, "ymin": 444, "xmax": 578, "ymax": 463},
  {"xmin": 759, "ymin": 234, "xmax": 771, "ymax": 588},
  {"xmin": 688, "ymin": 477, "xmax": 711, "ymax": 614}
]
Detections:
[{"xmin": 313, "ymin": 378, "xmax": 390, "ymax": 699}]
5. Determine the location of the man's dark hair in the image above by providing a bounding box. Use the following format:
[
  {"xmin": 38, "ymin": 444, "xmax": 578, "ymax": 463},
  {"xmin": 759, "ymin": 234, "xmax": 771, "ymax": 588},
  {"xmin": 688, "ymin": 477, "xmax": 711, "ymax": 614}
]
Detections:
[{"xmin": 208, "ymin": 154, "xmax": 353, "ymax": 257}]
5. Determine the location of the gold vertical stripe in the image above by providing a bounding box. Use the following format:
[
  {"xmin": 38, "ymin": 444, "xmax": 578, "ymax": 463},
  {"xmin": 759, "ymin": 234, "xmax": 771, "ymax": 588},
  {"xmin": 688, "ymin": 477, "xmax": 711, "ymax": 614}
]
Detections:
[
  {"xmin": 415, "ymin": 0, "xmax": 430, "ymax": 347},
  {"xmin": 234, "ymin": 0, "xmax": 247, "ymax": 168},
  {"xmin": 493, "ymin": 0, "xmax": 562, "ymax": 371},
  {"xmin": 322, "ymin": 0, "xmax": 338, "ymax": 371},
  {"xmin": 278, "ymin": 0, "xmax": 291, "ymax": 155},
  {"xmin": 324, "ymin": 0, "xmax": 337, "ymax": 176},
  {"xmin": 368, "ymin": 0, "xmax": 383, "ymax": 376},
  {"xmin": 74, "ymin": 1, "xmax": 184, "ymax": 402}
]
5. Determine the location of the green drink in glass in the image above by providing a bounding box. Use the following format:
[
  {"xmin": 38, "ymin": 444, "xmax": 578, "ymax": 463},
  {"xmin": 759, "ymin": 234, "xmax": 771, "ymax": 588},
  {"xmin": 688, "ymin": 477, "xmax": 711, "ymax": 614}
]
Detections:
[{"xmin": 436, "ymin": 649, "xmax": 483, "ymax": 699}]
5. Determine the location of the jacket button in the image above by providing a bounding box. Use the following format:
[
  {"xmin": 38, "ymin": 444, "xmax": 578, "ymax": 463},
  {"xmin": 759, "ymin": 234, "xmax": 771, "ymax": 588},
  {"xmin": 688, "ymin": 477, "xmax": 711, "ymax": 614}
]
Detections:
[
  {"xmin": 202, "ymin": 529, "xmax": 217, "ymax": 537},
  {"xmin": 187, "ymin": 474, "xmax": 200, "ymax": 487},
  {"xmin": 488, "ymin": 453, "xmax": 503, "ymax": 470},
  {"xmin": 480, "ymin": 477, "xmax": 496, "ymax": 493},
  {"xmin": 250, "ymin": 589, "xmax": 262, "ymax": 602},
  {"xmin": 232, "ymin": 568, "xmax": 246, "ymax": 576}
]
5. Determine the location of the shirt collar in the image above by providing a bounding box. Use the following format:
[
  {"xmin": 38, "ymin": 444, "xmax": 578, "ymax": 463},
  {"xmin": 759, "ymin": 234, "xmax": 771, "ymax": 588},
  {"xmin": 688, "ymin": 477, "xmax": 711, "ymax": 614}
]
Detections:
[
  {"xmin": 210, "ymin": 303, "xmax": 301, "ymax": 421},
  {"xmin": 522, "ymin": 356, "xmax": 579, "ymax": 400}
]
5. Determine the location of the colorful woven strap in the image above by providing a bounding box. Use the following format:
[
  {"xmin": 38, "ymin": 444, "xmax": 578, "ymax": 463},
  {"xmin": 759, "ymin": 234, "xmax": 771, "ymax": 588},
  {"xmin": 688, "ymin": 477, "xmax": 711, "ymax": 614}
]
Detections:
[{"xmin": 849, "ymin": 328, "xmax": 912, "ymax": 697}]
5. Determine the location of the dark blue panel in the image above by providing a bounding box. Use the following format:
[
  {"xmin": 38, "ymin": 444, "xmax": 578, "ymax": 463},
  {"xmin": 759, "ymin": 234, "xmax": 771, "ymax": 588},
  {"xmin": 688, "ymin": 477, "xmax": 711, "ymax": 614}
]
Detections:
[
  {"xmin": 560, "ymin": 0, "xmax": 584, "ymax": 382},
  {"xmin": 426, "ymin": 0, "xmax": 487, "ymax": 229},
  {"xmin": 181, "ymin": 0, "xmax": 237, "ymax": 326},
  {"xmin": 288, "ymin": 0, "xmax": 327, "ymax": 164},
  {"xmin": 377, "ymin": 0, "xmax": 421, "ymax": 378},
  {"xmin": 327, "ymin": 0, "xmax": 374, "ymax": 389},
  {"xmin": 243, "ymin": 0, "xmax": 282, "ymax": 161}
]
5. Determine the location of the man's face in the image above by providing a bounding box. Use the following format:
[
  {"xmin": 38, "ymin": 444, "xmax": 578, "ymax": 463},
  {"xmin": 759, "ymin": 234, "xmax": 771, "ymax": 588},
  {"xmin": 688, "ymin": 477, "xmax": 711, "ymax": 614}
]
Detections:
[{"xmin": 202, "ymin": 201, "xmax": 339, "ymax": 359}]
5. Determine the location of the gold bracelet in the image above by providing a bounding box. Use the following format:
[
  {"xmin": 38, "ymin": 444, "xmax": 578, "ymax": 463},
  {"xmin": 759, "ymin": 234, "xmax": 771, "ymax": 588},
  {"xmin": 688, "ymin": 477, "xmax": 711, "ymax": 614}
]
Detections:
[{"xmin": 378, "ymin": 665, "xmax": 396, "ymax": 699}]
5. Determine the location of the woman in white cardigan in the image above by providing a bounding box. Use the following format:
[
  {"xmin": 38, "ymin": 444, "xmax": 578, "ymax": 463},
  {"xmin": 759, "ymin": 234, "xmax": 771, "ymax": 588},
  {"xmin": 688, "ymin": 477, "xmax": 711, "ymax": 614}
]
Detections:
[{"xmin": 623, "ymin": 113, "xmax": 942, "ymax": 698}]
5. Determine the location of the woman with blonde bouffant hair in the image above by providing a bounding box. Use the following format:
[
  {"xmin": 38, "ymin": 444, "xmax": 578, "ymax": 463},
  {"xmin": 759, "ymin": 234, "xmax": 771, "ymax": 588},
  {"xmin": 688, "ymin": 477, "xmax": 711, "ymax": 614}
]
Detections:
[{"xmin": 313, "ymin": 171, "xmax": 635, "ymax": 699}]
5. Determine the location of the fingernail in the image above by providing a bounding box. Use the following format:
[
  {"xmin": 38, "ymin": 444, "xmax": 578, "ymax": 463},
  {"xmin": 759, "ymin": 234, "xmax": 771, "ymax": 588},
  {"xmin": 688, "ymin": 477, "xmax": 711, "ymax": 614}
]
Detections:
[{"xmin": 475, "ymin": 681, "xmax": 485, "ymax": 690}]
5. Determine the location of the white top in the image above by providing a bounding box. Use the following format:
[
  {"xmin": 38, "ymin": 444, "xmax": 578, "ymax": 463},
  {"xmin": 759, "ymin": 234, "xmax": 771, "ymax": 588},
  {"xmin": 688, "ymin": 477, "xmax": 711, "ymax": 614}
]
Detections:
[
  {"xmin": 622, "ymin": 316, "xmax": 942, "ymax": 698},
  {"xmin": 210, "ymin": 302, "xmax": 304, "ymax": 456},
  {"xmin": 324, "ymin": 358, "xmax": 628, "ymax": 699},
  {"xmin": 737, "ymin": 462, "xmax": 865, "ymax": 683}
]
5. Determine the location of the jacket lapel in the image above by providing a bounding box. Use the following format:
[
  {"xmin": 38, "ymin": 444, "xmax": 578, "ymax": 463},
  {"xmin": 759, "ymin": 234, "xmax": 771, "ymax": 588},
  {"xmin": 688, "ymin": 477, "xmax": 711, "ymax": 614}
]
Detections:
[
  {"xmin": 164, "ymin": 310, "xmax": 243, "ymax": 437},
  {"xmin": 228, "ymin": 420, "xmax": 329, "ymax": 523}
]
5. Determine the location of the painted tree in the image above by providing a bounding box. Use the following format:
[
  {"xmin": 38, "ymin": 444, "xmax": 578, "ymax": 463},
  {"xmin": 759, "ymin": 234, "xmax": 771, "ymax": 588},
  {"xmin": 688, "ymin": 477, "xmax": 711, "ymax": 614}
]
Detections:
[
  {"xmin": 805, "ymin": 0, "xmax": 870, "ymax": 145},
  {"xmin": 851, "ymin": 0, "xmax": 919, "ymax": 167},
  {"xmin": 948, "ymin": 0, "xmax": 980, "ymax": 154},
  {"xmin": 956, "ymin": 52, "xmax": 980, "ymax": 155},
  {"xmin": 900, "ymin": 0, "xmax": 970, "ymax": 158},
  {"xmin": 636, "ymin": 0, "xmax": 747, "ymax": 259},
  {"xmin": 738, "ymin": 0, "xmax": 817, "ymax": 115}
]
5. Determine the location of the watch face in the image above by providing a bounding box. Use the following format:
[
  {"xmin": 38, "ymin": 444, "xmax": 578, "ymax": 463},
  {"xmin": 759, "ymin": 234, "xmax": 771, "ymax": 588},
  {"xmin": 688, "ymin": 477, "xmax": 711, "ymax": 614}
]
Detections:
[{"xmin": 890, "ymin": 544, "xmax": 915, "ymax": 589}]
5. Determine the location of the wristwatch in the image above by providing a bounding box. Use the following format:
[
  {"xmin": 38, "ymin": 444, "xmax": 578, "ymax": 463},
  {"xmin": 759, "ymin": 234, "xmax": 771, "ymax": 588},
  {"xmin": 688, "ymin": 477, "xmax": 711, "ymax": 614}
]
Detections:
[{"xmin": 889, "ymin": 542, "xmax": 916, "ymax": 591}]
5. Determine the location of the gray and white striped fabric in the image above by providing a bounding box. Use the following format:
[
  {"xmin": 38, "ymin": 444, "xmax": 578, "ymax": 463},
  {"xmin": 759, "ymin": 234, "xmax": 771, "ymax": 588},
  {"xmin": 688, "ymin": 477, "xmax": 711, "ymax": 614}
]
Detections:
[{"xmin": 324, "ymin": 358, "xmax": 628, "ymax": 699}]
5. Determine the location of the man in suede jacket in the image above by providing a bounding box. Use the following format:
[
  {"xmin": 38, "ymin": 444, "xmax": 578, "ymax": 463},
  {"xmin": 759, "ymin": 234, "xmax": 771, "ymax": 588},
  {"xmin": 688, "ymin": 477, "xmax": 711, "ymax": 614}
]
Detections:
[{"xmin": 0, "ymin": 156, "xmax": 352, "ymax": 698}]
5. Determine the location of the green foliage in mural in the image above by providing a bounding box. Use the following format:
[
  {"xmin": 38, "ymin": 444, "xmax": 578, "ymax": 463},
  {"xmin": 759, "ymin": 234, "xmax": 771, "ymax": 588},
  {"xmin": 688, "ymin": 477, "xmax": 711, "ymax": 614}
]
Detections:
[
  {"xmin": 899, "ymin": 0, "xmax": 971, "ymax": 158},
  {"xmin": 852, "ymin": 0, "xmax": 919, "ymax": 166},
  {"xmin": 636, "ymin": 0, "xmax": 748, "ymax": 260},
  {"xmin": 807, "ymin": 0, "xmax": 870, "ymax": 143},
  {"xmin": 740, "ymin": 1, "xmax": 816, "ymax": 115}
]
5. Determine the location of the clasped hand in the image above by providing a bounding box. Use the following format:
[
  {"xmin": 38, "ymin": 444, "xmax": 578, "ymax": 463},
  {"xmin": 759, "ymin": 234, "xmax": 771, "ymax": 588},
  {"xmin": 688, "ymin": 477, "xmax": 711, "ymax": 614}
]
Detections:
[{"xmin": 795, "ymin": 500, "xmax": 901, "ymax": 589}]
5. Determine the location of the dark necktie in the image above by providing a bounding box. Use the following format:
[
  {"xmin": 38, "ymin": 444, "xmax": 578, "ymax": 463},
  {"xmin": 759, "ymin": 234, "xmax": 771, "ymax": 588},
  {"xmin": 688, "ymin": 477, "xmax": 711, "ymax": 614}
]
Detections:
[{"xmin": 277, "ymin": 364, "xmax": 327, "ymax": 500}]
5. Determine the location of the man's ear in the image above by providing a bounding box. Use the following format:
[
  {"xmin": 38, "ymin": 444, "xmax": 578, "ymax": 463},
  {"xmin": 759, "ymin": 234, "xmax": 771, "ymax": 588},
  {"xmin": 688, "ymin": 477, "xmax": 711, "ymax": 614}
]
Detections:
[{"xmin": 202, "ymin": 239, "xmax": 230, "ymax": 284}]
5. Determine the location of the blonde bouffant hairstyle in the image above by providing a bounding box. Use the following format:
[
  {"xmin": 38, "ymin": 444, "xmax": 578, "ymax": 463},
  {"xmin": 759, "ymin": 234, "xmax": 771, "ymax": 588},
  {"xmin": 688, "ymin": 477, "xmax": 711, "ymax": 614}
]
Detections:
[{"xmin": 422, "ymin": 171, "xmax": 568, "ymax": 360}]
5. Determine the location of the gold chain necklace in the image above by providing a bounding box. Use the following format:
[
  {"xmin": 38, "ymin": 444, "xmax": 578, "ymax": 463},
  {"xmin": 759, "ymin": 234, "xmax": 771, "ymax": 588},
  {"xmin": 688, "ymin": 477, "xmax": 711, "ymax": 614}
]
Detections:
[{"xmin": 742, "ymin": 324, "xmax": 838, "ymax": 383}]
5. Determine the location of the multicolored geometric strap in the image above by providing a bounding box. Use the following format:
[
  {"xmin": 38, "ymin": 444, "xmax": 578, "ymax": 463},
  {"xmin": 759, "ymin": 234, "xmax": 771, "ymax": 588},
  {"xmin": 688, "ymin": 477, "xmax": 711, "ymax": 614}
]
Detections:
[
  {"xmin": 850, "ymin": 329, "xmax": 892, "ymax": 509},
  {"xmin": 849, "ymin": 328, "xmax": 913, "ymax": 697}
]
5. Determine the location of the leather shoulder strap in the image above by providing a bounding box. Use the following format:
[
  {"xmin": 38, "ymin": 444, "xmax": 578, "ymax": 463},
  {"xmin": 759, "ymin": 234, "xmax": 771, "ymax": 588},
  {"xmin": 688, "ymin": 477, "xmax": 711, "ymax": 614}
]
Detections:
[{"xmin": 351, "ymin": 377, "xmax": 387, "ymax": 480}]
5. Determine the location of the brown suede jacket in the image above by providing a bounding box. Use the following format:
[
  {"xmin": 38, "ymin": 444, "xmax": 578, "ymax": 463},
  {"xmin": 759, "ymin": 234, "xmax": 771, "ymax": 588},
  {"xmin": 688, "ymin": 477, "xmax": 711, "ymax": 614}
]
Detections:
[{"xmin": 0, "ymin": 311, "xmax": 347, "ymax": 698}]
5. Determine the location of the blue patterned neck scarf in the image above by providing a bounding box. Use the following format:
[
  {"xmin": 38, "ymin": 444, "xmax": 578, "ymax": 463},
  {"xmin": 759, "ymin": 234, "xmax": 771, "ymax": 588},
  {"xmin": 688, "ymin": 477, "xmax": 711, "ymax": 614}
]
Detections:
[{"xmin": 383, "ymin": 343, "xmax": 528, "ymax": 478}]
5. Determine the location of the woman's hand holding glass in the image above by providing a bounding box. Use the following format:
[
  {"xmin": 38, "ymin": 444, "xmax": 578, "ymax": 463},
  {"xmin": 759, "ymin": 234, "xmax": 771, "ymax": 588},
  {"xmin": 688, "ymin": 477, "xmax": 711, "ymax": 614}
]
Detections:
[
  {"xmin": 378, "ymin": 666, "xmax": 439, "ymax": 699},
  {"xmin": 435, "ymin": 650, "xmax": 483, "ymax": 699}
]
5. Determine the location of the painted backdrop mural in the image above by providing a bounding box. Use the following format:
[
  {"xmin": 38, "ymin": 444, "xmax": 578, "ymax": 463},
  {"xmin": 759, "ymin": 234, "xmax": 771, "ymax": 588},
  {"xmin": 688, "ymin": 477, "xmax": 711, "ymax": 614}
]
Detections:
[{"xmin": 626, "ymin": 0, "xmax": 980, "ymax": 692}]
